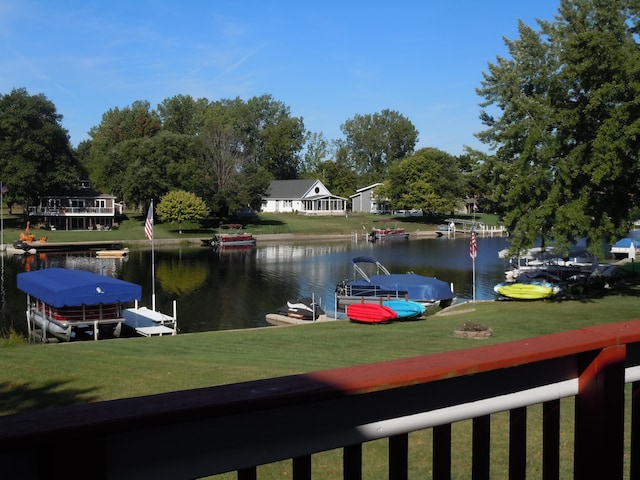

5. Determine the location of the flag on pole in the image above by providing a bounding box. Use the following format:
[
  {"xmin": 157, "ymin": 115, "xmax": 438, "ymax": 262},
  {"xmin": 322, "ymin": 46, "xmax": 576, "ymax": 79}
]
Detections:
[
  {"xmin": 145, "ymin": 202, "xmax": 154, "ymax": 241},
  {"xmin": 469, "ymin": 231, "xmax": 477, "ymax": 260}
]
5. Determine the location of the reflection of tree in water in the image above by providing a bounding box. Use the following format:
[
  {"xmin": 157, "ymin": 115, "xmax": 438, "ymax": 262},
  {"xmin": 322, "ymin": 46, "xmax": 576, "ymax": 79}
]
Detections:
[{"xmin": 156, "ymin": 259, "xmax": 207, "ymax": 296}]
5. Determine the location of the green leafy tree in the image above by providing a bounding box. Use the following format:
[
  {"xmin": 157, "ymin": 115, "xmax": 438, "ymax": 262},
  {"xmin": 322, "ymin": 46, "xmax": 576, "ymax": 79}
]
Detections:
[
  {"xmin": 0, "ymin": 88, "xmax": 81, "ymax": 210},
  {"xmin": 87, "ymin": 100, "xmax": 161, "ymax": 191},
  {"xmin": 301, "ymin": 131, "xmax": 332, "ymax": 176},
  {"xmin": 156, "ymin": 190, "xmax": 210, "ymax": 234},
  {"xmin": 476, "ymin": 0, "xmax": 640, "ymax": 255},
  {"xmin": 205, "ymin": 94, "xmax": 305, "ymax": 179},
  {"xmin": 157, "ymin": 94, "xmax": 209, "ymax": 135},
  {"xmin": 341, "ymin": 109, "xmax": 418, "ymax": 177},
  {"xmin": 380, "ymin": 148, "xmax": 463, "ymax": 215},
  {"xmin": 199, "ymin": 124, "xmax": 251, "ymax": 216}
]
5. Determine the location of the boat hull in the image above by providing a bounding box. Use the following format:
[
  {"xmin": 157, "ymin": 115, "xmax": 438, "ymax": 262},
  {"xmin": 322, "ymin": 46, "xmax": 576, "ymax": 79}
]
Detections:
[
  {"xmin": 382, "ymin": 299, "xmax": 426, "ymax": 319},
  {"xmin": 494, "ymin": 281, "xmax": 559, "ymax": 300},
  {"xmin": 346, "ymin": 304, "xmax": 398, "ymax": 324}
]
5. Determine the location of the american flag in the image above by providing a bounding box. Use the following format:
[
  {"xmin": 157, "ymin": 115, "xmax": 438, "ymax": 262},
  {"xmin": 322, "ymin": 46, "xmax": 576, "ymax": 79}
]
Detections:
[
  {"xmin": 469, "ymin": 231, "xmax": 477, "ymax": 260},
  {"xmin": 144, "ymin": 202, "xmax": 154, "ymax": 241}
]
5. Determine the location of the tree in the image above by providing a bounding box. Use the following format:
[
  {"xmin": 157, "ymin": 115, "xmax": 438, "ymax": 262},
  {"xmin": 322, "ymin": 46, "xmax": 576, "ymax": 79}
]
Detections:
[
  {"xmin": 301, "ymin": 131, "xmax": 332, "ymax": 176},
  {"xmin": 380, "ymin": 148, "xmax": 463, "ymax": 215},
  {"xmin": 341, "ymin": 109, "xmax": 418, "ymax": 178},
  {"xmin": 205, "ymin": 94, "xmax": 305, "ymax": 179},
  {"xmin": 199, "ymin": 124, "xmax": 251, "ymax": 216},
  {"xmin": 87, "ymin": 100, "xmax": 161, "ymax": 191},
  {"xmin": 157, "ymin": 94, "xmax": 209, "ymax": 135},
  {"xmin": 156, "ymin": 190, "xmax": 210, "ymax": 234},
  {"xmin": 0, "ymin": 88, "xmax": 81, "ymax": 210},
  {"xmin": 476, "ymin": 0, "xmax": 640, "ymax": 256}
]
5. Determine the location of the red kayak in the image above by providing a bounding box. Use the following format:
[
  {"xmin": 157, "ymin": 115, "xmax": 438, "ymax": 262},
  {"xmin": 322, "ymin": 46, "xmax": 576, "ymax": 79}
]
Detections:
[{"xmin": 346, "ymin": 303, "xmax": 398, "ymax": 324}]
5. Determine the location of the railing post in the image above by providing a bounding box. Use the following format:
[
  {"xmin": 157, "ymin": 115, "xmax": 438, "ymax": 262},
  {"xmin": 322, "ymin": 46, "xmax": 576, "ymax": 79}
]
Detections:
[
  {"xmin": 472, "ymin": 415, "xmax": 490, "ymax": 480},
  {"xmin": 433, "ymin": 423, "xmax": 452, "ymax": 480},
  {"xmin": 509, "ymin": 407, "xmax": 527, "ymax": 479},
  {"xmin": 542, "ymin": 399, "xmax": 560, "ymax": 480},
  {"xmin": 574, "ymin": 345, "xmax": 626, "ymax": 479},
  {"xmin": 343, "ymin": 444, "xmax": 362, "ymax": 480},
  {"xmin": 389, "ymin": 433, "xmax": 408, "ymax": 480},
  {"xmin": 631, "ymin": 381, "xmax": 640, "ymax": 480}
]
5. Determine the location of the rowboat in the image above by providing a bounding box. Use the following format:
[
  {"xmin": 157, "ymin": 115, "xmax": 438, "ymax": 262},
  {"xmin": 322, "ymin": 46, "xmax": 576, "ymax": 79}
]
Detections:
[{"xmin": 346, "ymin": 303, "xmax": 398, "ymax": 324}]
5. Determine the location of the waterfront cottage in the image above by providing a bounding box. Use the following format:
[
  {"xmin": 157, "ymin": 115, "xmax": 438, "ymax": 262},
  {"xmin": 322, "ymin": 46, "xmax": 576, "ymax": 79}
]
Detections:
[{"xmin": 262, "ymin": 179, "xmax": 347, "ymax": 215}]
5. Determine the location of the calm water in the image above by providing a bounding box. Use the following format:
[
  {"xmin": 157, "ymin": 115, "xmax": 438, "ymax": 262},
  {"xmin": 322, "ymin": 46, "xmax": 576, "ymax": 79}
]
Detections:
[{"xmin": 0, "ymin": 235, "xmax": 514, "ymax": 336}]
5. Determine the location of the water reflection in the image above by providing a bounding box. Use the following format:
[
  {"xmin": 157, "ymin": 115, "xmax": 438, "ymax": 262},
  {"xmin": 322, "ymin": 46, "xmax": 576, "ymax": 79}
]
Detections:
[{"xmin": 1, "ymin": 235, "xmax": 512, "ymax": 336}]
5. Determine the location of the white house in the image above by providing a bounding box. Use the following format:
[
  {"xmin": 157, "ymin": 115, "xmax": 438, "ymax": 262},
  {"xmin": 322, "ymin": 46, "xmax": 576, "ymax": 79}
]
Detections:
[
  {"xmin": 350, "ymin": 183, "xmax": 389, "ymax": 213},
  {"xmin": 262, "ymin": 179, "xmax": 347, "ymax": 215}
]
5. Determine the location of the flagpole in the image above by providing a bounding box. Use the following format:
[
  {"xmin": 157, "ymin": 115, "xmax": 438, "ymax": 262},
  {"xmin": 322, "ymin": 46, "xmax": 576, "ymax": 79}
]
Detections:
[
  {"xmin": 145, "ymin": 200, "xmax": 156, "ymax": 311},
  {"xmin": 151, "ymin": 201, "xmax": 155, "ymax": 311}
]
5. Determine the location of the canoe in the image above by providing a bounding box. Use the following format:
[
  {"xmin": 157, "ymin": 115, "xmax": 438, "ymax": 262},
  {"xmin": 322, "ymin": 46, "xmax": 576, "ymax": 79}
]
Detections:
[
  {"xmin": 382, "ymin": 299, "xmax": 426, "ymax": 319},
  {"xmin": 494, "ymin": 281, "xmax": 559, "ymax": 300},
  {"xmin": 346, "ymin": 303, "xmax": 398, "ymax": 324}
]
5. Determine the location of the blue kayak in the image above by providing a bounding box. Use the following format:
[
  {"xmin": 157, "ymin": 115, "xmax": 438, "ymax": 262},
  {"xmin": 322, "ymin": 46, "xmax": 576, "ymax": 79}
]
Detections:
[{"xmin": 382, "ymin": 299, "xmax": 426, "ymax": 320}]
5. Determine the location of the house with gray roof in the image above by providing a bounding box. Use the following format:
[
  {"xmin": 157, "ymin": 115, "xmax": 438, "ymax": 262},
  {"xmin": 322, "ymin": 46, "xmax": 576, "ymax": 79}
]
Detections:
[
  {"xmin": 262, "ymin": 179, "xmax": 347, "ymax": 215},
  {"xmin": 350, "ymin": 182, "xmax": 390, "ymax": 213}
]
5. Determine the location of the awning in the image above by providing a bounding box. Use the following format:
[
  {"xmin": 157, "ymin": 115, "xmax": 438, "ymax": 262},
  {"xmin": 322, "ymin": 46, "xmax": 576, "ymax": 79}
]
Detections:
[{"xmin": 17, "ymin": 268, "xmax": 142, "ymax": 307}]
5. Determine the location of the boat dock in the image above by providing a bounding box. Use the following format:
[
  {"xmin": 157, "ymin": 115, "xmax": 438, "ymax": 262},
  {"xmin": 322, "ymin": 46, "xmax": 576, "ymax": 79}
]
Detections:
[
  {"xmin": 123, "ymin": 301, "xmax": 178, "ymax": 337},
  {"xmin": 3, "ymin": 240, "xmax": 123, "ymax": 253},
  {"xmin": 443, "ymin": 218, "xmax": 508, "ymax": 237}
]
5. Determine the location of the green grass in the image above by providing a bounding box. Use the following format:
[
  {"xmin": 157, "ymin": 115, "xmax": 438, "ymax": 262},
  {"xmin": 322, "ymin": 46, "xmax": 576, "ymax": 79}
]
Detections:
[
  {"xmin": 2, "ymin": 287, "xmax": 638, "ymax": 479},
  {"xmin": 0, "ymin": 208, "xmax": 631, "ymax": 478},
  {"xmin": 1, "ymin": 209, "xmax": 498, "ymax": 243},
  {"xmin": 2, "ymin": 291, "xmax": 639, "ymax": 417}
]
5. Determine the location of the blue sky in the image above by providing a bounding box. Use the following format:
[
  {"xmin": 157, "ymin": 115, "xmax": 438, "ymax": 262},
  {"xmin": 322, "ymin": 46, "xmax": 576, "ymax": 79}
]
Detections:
[{"xmin": 1, "ymin": 1, "xmax": 561, "ymax": 156}]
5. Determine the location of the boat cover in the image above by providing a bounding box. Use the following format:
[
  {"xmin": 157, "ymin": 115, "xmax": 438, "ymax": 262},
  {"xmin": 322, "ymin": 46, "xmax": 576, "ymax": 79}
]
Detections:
[
  {"xmin": 348, "ymin": 273, "xmax": 454, "ymax": 302},
  {"xmin": 17, "ymin": 268, "xmax": 142, "ymax": 307}
]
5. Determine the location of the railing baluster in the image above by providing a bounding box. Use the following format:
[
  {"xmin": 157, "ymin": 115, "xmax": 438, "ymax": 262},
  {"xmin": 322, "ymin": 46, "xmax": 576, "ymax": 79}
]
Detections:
[
  {"xmin": 293, "ymin": 455, "xmax": 312, "ymax": 480},
  {"xmin": 343, "ymin": 444, "xmax": 362, "ymax": 480},
  {"xmin": 509, "ymin": 406, "xmax": 527, "ymax": 479},
  {"xmin": 472, "ymin": 415, "xmax": 491, "ymax": 480},
  {"xmin": 630, "ymin": 380, "xmax": 640, "ymax": 480},
  {"xmin": 542, "ymin": 399, "xmax": 560, "ymax": 480},
  {"xmin": 433, "ymin": 423, "xmax": 452, "ymax": 480},
  {"xmin": 389, "ymin": 433, "xmax": 408, "ymax": 480},
  {"xmin": 238, "ymin": 467, "xmax": 257, "ymax": 480}
]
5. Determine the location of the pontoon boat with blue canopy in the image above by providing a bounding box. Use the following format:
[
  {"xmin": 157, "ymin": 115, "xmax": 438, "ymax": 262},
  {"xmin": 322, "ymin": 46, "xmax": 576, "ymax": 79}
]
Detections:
[{"xmin": 17, "ymin": 268, "xmax": 142, "ymax": 342}]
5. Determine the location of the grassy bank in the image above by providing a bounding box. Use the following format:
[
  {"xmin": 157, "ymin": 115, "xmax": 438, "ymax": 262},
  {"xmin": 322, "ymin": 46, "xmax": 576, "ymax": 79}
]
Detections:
[
  {"xmin": 2, "ymin": 291, "xmax": 640, "ymax": 417},
  {"xmin": 1, "ymin": 210, "xmax": 499, "ymax": 244}
]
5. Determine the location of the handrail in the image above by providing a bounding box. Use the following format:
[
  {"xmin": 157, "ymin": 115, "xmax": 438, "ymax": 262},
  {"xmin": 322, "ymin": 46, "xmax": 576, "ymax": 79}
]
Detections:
[{"xmin": 1, "ymin": 320, "xmax": 640, "ymax": 479}]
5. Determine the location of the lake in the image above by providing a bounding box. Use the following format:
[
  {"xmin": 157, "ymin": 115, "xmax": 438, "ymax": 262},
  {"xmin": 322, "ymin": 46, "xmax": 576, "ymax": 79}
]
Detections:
[{"xmin": 1, "ymin": 234, "xmax": 514, "ymax": 337}]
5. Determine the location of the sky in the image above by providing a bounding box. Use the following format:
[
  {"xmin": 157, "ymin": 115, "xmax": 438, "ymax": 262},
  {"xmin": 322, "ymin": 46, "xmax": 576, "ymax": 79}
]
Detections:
[{"xmin": 0, "ymin": 1, "xmax": 562, "ymax": 156}]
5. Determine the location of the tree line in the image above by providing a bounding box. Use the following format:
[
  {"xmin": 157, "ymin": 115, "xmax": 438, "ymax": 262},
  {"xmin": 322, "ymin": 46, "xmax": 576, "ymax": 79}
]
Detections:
[{"xmin": 1, "ymin": 0, "xmax": 638, "ymax": 257}]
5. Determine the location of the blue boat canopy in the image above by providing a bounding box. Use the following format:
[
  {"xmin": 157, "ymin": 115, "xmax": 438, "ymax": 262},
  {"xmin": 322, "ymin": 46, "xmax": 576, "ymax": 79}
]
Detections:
[{"xmin": 17, "ymin": 268, "xmax": 142, "ymax": 307}]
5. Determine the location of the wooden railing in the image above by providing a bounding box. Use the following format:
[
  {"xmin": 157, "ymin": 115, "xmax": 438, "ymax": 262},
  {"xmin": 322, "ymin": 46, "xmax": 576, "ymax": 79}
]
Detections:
[{"xmin": 2, "ymin": 320, "xmax": 640, "ymax": 479}]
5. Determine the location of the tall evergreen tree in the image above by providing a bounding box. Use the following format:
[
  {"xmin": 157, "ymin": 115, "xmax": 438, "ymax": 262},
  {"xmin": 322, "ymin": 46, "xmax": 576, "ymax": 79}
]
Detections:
[{"xmin": 476, "ymin": 0, "xmax": 640, "ymax": 256}]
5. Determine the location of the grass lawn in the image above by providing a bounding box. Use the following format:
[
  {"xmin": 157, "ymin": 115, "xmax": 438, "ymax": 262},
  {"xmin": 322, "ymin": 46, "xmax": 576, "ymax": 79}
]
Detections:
[
  {"xmin": 0, "ymin": 209, "xmax": 499, "ymax": 243},
  {"xmin": 2, "ymin": 292, "xmax": 638, "ymax": 479},
  {"xmin": 0, "ymin": 208, "xmax": 634, "ymax": 478}
]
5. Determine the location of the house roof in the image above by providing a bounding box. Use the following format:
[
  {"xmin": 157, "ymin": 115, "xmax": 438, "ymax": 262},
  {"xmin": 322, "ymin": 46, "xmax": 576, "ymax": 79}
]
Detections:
[
  {"xmin": 267, "ymin": 179, "xmax": 319, "ymax": 199},
  {"xmin": 354, "ymin": 182, "xmax": 383, "ymax": 194}
]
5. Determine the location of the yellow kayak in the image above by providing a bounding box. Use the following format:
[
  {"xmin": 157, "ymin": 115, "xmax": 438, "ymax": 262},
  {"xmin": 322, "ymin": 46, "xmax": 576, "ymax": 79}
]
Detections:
[{"xmin": 494, "ymin": 281, "xmax": 559, "ymax": 300}]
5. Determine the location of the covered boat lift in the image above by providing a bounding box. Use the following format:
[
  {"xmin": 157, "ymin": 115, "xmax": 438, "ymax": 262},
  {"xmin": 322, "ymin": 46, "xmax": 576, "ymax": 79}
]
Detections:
[{"xmin": 17, "ymin": 268, "xmax": 142, "ymax": 342}]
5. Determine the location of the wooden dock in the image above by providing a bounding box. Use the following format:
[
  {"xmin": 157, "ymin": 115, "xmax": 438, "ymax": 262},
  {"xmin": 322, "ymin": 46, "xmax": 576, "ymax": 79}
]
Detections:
[
  {"xmin": 6, "ymin": 240, "xmax": 123, "ymax": 253},
  {"xmin": 443, "ymin": 218, "xmax": 508, "ymax": 236}
]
